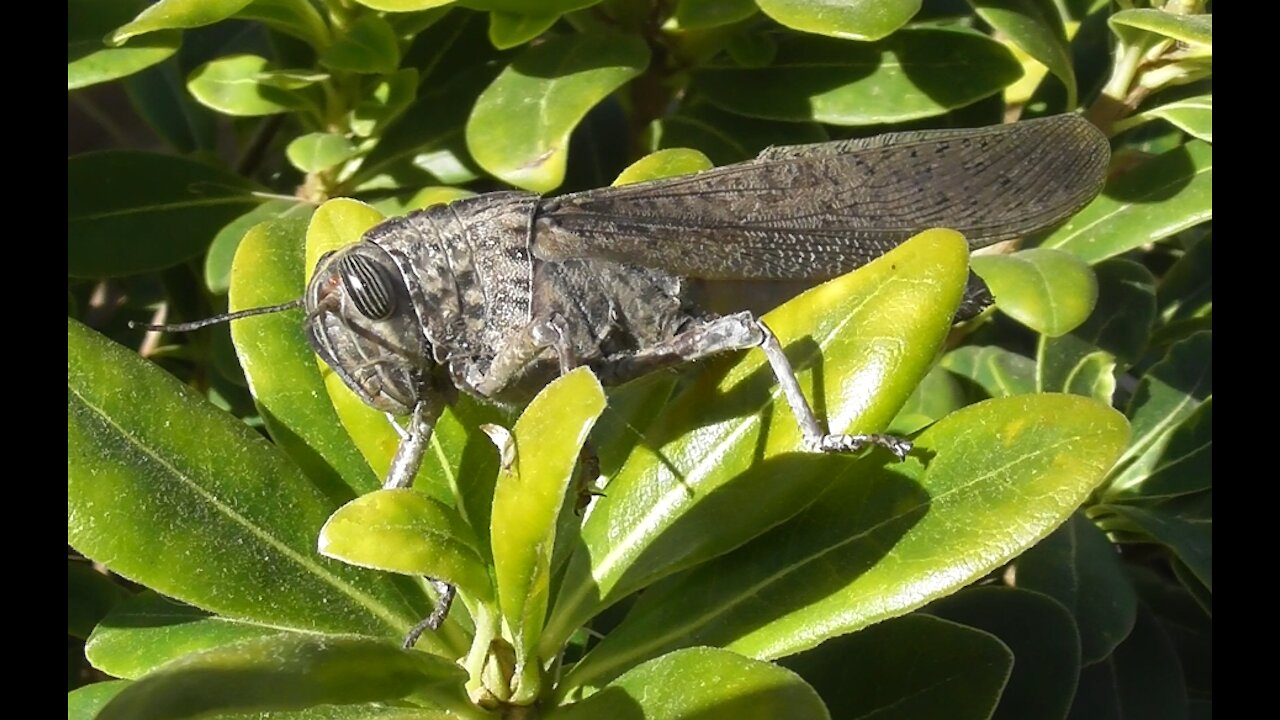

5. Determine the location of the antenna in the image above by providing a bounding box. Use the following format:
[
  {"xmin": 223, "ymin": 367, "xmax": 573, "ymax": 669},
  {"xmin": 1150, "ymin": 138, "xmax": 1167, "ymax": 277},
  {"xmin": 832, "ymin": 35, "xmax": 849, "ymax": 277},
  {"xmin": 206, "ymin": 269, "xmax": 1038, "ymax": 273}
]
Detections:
[{"xmin": 129, "ymin": 298, "xmax": 305, "ymax": 332}]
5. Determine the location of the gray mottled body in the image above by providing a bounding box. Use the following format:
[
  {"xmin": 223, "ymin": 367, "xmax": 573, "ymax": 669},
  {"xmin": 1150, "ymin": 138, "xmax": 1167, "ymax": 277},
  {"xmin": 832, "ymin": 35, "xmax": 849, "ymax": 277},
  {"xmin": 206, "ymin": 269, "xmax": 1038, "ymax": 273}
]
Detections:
[{"xmin": 303, "ymin": 113, "xmax": 1110, "ymax": 479}]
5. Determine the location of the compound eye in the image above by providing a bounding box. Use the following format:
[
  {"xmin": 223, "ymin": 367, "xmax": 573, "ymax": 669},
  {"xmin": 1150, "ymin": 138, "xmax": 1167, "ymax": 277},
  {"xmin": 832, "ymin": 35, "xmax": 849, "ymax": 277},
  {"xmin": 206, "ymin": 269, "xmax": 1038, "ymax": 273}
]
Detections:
[{"xmin": 337, "ymin": 253, "xmax": 399, "ymax": 320}]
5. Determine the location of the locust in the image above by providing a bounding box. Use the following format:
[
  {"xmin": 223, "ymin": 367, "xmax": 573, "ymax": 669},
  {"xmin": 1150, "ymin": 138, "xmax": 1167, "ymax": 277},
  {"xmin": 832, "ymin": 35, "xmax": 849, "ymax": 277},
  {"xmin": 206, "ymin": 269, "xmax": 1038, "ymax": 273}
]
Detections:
[{"xmin": 138, "ymin": 113, "xmax": 1111, "ymax": 643}]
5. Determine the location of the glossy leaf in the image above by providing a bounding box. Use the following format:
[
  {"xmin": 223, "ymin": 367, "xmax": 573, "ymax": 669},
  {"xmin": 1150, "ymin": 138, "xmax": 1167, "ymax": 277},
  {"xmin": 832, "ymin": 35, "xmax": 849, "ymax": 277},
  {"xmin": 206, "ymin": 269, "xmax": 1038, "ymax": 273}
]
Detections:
[
  {"xmin": 86, "ymin": 592, "xmax": 282, "ymax": 679},
  {"xmin": 230, "ymin": 212, "xmax": 384, "ymax": 499},
  {"xmin": 1128, "ymin": 95, "xmax": 1212, "ymax": 143},
  {"xmin": 969, "ymin": 0, "xmax": 1076, "ymax": 108},
  {"xmin": 1104, "ymin": 497, "xmax": 1211, "ymax": 592},
  {"xmin": 1066, "ymin": 604, "xmax": 1188, "ymax": 720},
  {"xmin": 928, "ymin": 587, "xmax": 1081, "ymax": 720},
  {"xmin": 320, "ymin": 14, "xmax": 401, "ymax": 74},
  {"xmin": 68, "ymin": 151, "xmax": 260, "ymax": 277},
  {"xmin": 1158, "ymin": 235, "xmax": 1212, "ymax": 325},
  {"xmin": 887, "ymin": 364, "xmax": 967, "ymax": 435},
  {"xmin": 654, "ymin": 98, "xmax": 828, "ymax": 165},
  {"xmin": 562, "ymin": 392, "xmax": 1127, "ymax": 689},
  {"xmin": 234, "ymin": 0, "xmax": 332, "ymax": 49},
  {"xmin": 544, "ymin": 230, "xmax": 972, "ymax": 654},
  {"xmin": 320, "ymin": 489, "xmax": 493, "ymax": 601},
  {"xmin": 205, "ymin": 199, "xmax": 309, "ymax": 294},
  {"xmin": 68, "ymin": 681, "xmax": 131, "ymax": 720},
  {"xmin": 491, "ymin": 368, "xmax": 605, "ymax": 689},
  {"xmin": 1109, "ymin": 9, "xmax": 1211, "ymax": 49},
  {"xmin": 108, "ymin": 0, "xmax": 253, "ymax": 44},
  {"xmin": 466, "ymin": 33, "xmax": 649, "ymax": 192},
  {"xmin": 1108, "ymin": 332, "xmax": 1211, "ymax": 494},
  {"xmin": 1059, "ymin": 259, "xmax": 1157, "ymax": 369},
  {"xmin": 1011, "ymin": 513, "xmax": 1137, "ymax": 663},
  {"xmin": 121, "ymin": 60, "xmax": 217, "ymax": 153},
  {"xmin": 1107, "ymin": 398, "xmax": 1211, "ymax": 501},
  {"xmin": 68, "ymin": 0, "xmax": 179, "ymax": 90},
  {"xmin": 939, "ymin": 345, "xmax": 1036, "ymax": 398},
  {"xmin": 675, "ymin": 0, "xmax": 758, "ymax": 29},
  {"xmin": 612, "ymin": 148, "xmax": 713, "ymax": 186},
  {"xmin": 568, "ymin": 392, "xmax": 1121, "ymax": 681},
  {"xmin": 1039, "ymin": 140, "xmax": 1212, "ymax": 264},
  {"xmin": 68, "ymin": 320, "xmax": 437, "ymax": 647},
  {"xmin": 1037, "ymin": 344, "xmax": 1115, "ymax": 401},
  {"xmin": 548, "ymin": 647, "xmax": 829, "ymax": 720},
  {"xmin": 96, "ymin": 635, "xmax": 467, "ymax": 720},
  {"xmin": 351, "ymin": 69, "xmax": 419, "ymax": 138},
  {"xmin": 973, "ymin": 248, "xmax": 1098, "ymax": 337},
  {"xmin": 695, "ymin": 28, "xmax": 1021, "ymax": 125},
  {"xmin": 783, "ymin": 614, "xmax": 1012, "ymax": 720},
  {"xmin": 488, "ymin": 11, "xmax": 560, "ymax": 49},
  {"xmin": 356, "ymin": 0, "xmax": 456, "ymax": 10},
  {"xmin": 461, "ymin": 0, "xmax": 598, "ymax": 13},
  {"xmin": 353, "ymin": 13, "xmax": 499, "ymax": 189},
  {"xmin": 757, "ymin": 0, "xmax": 920, "ymax": 42},
  {"xmin": 187, "ymin": 55, "xmax": 315, "ymax": 116},
  {"xmin": 287, "ymin": 133, "xmax": 359, "ymax": 173},
  {"xmin": 69, "ymin": 562, "xmax": 131, "ymax": 639}
]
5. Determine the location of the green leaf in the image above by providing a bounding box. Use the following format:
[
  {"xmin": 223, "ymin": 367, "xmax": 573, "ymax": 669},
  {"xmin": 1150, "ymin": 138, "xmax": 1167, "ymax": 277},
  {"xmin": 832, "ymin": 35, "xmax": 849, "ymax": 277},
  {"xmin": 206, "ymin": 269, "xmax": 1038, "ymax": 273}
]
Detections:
[
  {"xmin": 1057, "ymin": 259, "xmax": 1157, "ymax": 368},
  {"xmin": 1036, "ymin": 342, "xmax": 1115, "ymax": 401},
  {"xmin": 466, "ymin": 32, "xmax": 650, "ymax": 192},
  {"xmin": 254, "ymin": 69, "xmax": 331, "ymax": 90},
  {"xmin": 564, "ymin": 393, "xmax": 1125, "ymax": 687},
  {"xmin": 68, "ymin": 320, "xmax": 437, "ymax": 645},
  {"xmin": 229, "ymin": 212, "xmax": 386, "ymax": 500},
  {"xmin": 320, "ymin": 14, "xmax": 402, "ymax": 74},
  {"xmin": 86, "ymin": 592, "xmax": 281, "ymax": 679},
  {"xmin": 782, "ymin": 614, "xmax": 1013, "ymax": 720},
  {"xmin": 1158, "ymin": 235, "xmax": 1211, "ymax": 325},
  {"xmin": 187, "ymin": 54, "xmax": 316, "ymax": 116},
  {"xmin": 96, "ymin": 635, "xmax": 467, "ymax": 720},
  {"xmin": 69, "ymin": 562, "xmax": 131, "ymax": 639},
  {"xmin": 1011, "ymin": 513, "xmax": 1138, "ymax": 663},
  {"xmin": 1065, "ymin": 604, "xmax": 1188, "ymax": 720},
  {"xmin": 68, "ymin": 680, "xmax": 131, "ymax": 720},
  {"xmin": 488, "ymin": 11, "xmax": 560, "ymax": 49},
  {"xmin": 287, "ymin": 132, "xmax": 360, "ymax": 173},
  {"xmin": 928, "ymin": 587, "xmax": 1081, "ymax": 720},
  {"xmin": 695, "ymin": 28, "xmax": 1021, "ymax": 125},
  {"xmin": 972, "ymin": 248, "xmax": 1098, "ymax": 337},
  {"xmin": 69, "ymin": 0, "xmax": 179, "ymax": 90},
  {"xmin": 351, "ymin": 69, "xmax": 419, "ymax": 138},
  {"xmin": 490, "ymin": 369, "xmax": 605, "ymax": 695},
  {"xmin": 674, "ymin": 0, "xmax": 758, "ymax": 30},
  {"xmin": 353, "ymin": 13, "xmax": 499, "ymax": 190},
  {"xmin": 757, "ymin": 0, "xmax": 921, "ymax": 42},
  {"xmin": 122, "ymin": 61, "xmax": 217, "ymax": 154},
  {"xmin": 319, "ymin": 489, "xmax": 493, "ymax": 601},
  {"xmin": 1107, "ymin": 398, "xmax": 1210, "ymax": 502},
  {"xmin": 68, "ymin": 151, "xmax": 260, "ymax": 277},
  {"xmin": 108, "ymin": 0, "xmax": 255, "ymax": 45},
  {"xmin": 654, "ymin": 98, "xmax": 828, "ymax": 165},
  {"xmin": 887, "ymin": 363, "xmax": 967, "ymax": 435},
  {"xmin": 356, "ymin": 0, "xmax": 456, "ymax": 11},
  {"xmin": 461, "ymin": 0, "xmax": 599, "ymax": 13},
  {"xmin": 1126, "ymin": 95, "xmax": 1212, "ymax": 143},
  {"xmin": 235, "ymin": 0, "xmax": 332, "ymax": 50},
  {"xmin": 548, "ymin": 647, "xmax": 829, "ymax": 720},
  {"xmin": 205, "ymin": 199, "xmax": 309, "ymax": 295},
  {"xmin": 544, "ymin": 230, "xmax": 972, "ymax": 655},
  {"xmin": 939, "ymin": 345, "xmax": 1037, "ymax": 398},
  {"xmin": 612, "ymin": 148, "xmax": 713, "ymax": 186},
  {"xmin": 969, "ymin": 0, "xmax": 1077, "ymax": 108},
  {"xmin": 1104, "ymin": 495, "xmax": 1211, "ymax": 592},
  {"xmin": 1107, "ymin": 331, "xmax": 1211, "ymax": 495},
  {"xmin": 1039, "ymin": 140, "xmax": 1212, "ymax": 264},
  {"xmin": 1109, "ymin": 9, "xmax": 1211, "ymax": 49}
]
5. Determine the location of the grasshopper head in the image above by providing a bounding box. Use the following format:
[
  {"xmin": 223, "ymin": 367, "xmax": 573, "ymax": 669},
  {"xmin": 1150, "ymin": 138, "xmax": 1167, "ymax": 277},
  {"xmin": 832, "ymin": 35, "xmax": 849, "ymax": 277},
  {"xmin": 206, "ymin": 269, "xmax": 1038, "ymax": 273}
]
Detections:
[{"xmin": 305, "ymin": 243, "xmax": 433, "ymax": 415}]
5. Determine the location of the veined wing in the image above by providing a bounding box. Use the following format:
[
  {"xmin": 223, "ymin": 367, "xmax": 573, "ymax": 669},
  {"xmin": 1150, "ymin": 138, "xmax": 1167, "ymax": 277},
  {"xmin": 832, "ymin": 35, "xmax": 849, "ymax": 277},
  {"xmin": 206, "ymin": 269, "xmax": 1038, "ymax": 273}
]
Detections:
[{"xmin": 532, "ymin": 114, "xmax": 1110, "ymax": 280}]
